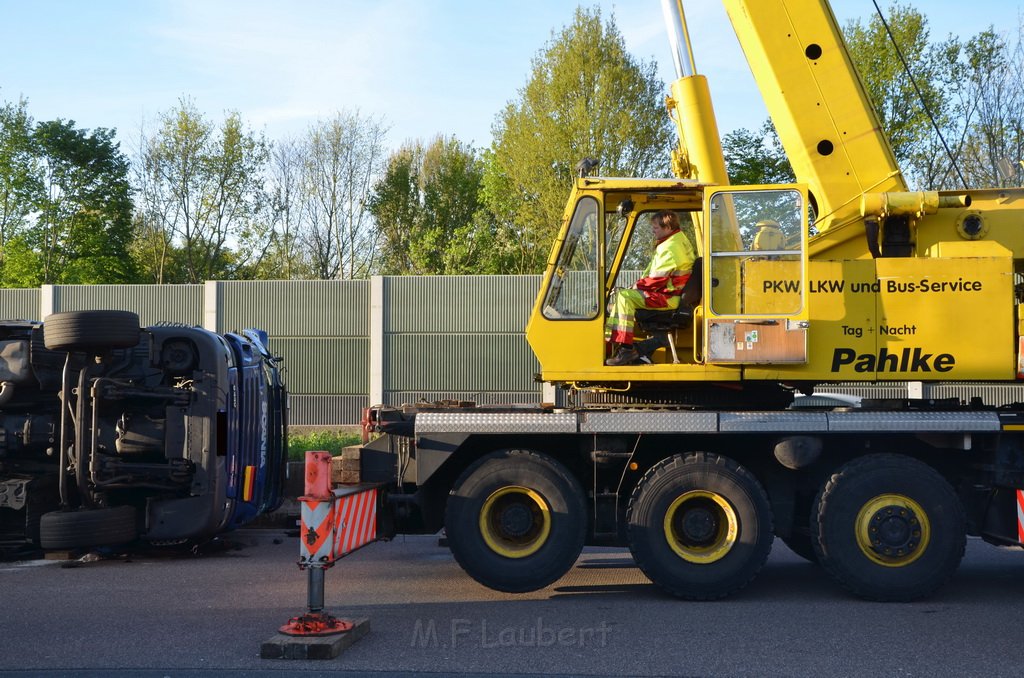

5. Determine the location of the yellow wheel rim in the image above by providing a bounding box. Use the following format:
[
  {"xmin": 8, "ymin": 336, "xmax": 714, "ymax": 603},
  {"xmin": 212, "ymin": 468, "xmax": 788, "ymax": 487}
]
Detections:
[
  {"xmin": 479, "ymin": 486, "xmax": 552, "ymax": 559},
  {"xmin": 663, "ymin": 490, "xmax": 739, "ymax": 564},
  {"xmin": 855, "ymin": 494, "xmax": 931, "ymax": 567}
]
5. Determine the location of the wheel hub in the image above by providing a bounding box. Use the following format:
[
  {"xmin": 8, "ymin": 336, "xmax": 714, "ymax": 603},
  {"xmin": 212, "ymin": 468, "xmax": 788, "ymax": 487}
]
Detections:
[
  {"xmin": 855, "ymin": 494, "xmax": 930, "ymax": 567},
  {"xmin": 867, "ymin": 506, "xmax": 920, "ymax": 557},
  {"xmin": 478, "ymin": 486, "xmax": 552, "ymax": 559},
  {"xmin": 499, "ymin": 503, "xmax": 534, "ymax": 538},
  {"xmin": 680, "ymin": 507, "xmax": 716, "ymax": 544},
  {"xmin": 663, "ymin": 490, "xmax": 738, "ymax": 564}
]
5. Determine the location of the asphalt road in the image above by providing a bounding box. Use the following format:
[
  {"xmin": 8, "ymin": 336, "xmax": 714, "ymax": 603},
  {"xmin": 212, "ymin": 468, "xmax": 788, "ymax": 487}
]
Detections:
[{"xmin": 1, "ymin": 531, "xmax": 1022, "ymax": 677}]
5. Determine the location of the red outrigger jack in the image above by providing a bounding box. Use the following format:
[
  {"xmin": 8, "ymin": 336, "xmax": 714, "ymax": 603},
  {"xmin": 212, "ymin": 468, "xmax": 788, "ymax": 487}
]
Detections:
[{"xmin": 279, "ymin": 451, "xmax": 380, "ymax": 637}]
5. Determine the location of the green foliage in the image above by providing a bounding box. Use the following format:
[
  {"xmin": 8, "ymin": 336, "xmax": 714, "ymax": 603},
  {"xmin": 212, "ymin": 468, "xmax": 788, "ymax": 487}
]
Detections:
[
  {"xmin": 34, "ymin": 120, "xmax": 136, "ymax": 284},
  {"xmin": 3, "ymin": 3, "xmax": 1019, "ymax": 288},
  {"xmin": 288, "ymin": 429, "xmax": 361, "ymax": 461},
  {"xmin": 370, "ymin": 135, "xmax": 486, "ymax": 275},
  {"xmin": 715, "ymin": 5, "xmax": 1024, "ymax": 192},
  {"xmin": 0, "ymin": 98, "xmax": 40, "ymax": 282},
  {"xmin": 843, "ymin": 3, "xmax": 1024, "ymax": 189},
  {"xmin": 721, "ymin": 119, "xmax": 794, "ymax": 185},
  {"xmin": 0, "ymin": 110, "xmax": 136, "ymax": 287},
  {"xmin": 137, "ymin": 99, "xmax": 269, "ymax": 283},
  {"xmin": 844, "ymin": 4, "xmax": 944, "ymax": 170},
  {"xmin": 484, "ymin": 6, "xmax": 673, "ymax": 273}
]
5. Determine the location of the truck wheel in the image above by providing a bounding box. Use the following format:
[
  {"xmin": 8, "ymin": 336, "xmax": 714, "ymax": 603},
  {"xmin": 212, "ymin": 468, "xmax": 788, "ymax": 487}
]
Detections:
[
  {"xmin": 626, "ymin": 452, "xmax": 774, "ymax": 600},
  {"xmin": 812, "ymin": 454, "xmax": 966, "ymax": 601},
  {"xmin": 39, "ymin": 506, "xmax": 138, "ymax": 549},
  {"xmin": 44, "ymin": 310, "xmax": 141, "ymax": 352},
  {"xmin": 445, "ymin": 450, "xmax": 586, "ymax": 593}
]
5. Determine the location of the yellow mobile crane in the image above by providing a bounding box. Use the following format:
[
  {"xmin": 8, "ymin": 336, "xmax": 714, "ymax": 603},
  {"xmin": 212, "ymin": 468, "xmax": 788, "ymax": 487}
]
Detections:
[{"xmin": 360, "ymin": 0, "xmax": 1024, "ymax": 601}]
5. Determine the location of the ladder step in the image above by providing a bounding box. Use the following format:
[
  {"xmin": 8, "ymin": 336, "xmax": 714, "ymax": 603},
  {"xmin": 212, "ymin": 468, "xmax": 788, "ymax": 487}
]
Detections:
[{"xmin": 591, "ymin": 451, "xmax": 632, "ymax": 461}]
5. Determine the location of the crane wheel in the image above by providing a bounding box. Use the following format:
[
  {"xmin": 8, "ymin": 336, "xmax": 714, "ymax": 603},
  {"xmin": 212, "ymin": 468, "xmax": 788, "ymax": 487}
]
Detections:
[
  {"xmin": 445, "ymin": 449, "xmax": 586, "ymax": 593},
  {"xmin": 626, "ymin": 452, "xmax": 774, "ymax": 600},
  {"xmin": 812, "ymin": 454, "xmax": 966, "ymax": 601}
]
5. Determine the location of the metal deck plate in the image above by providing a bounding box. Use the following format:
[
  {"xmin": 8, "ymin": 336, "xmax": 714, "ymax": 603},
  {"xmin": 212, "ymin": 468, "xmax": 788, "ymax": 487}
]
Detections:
[
  {"xmin": 826, "ymin": 411, "xmax": 1002, "ymax": 432},
  {"xmin": 580, "ymin": 411, "xmax": 718, "ymax": 433},
  {"xmin": 414, "ymin": 409, "xmax": 1004, "ymax": 436},
  {"xmin": 720, "ymin": 411, "xmax": 828, "ymax": 432},
  {"xmin": 415, "ymin": 412, "xmax": 577, "ymax": 434}
]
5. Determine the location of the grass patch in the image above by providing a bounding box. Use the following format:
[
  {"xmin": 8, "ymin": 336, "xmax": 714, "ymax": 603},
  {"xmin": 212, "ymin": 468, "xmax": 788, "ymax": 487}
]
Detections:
[{"xmin": 288, "ymin": 429, "xmax": 362, "ymax": 461}]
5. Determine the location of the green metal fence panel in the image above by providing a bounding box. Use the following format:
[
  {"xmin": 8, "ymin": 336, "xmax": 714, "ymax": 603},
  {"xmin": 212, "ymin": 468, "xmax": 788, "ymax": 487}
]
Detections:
[
  {"xmin": 220, "ymin": 280, "xmax": 369, "ymax": 337},
  {"xmin": 385, "ymin": 334, "xmax": 539, "ymax": 393},
  {"xmin": 289, "ymin": 395, "xmax": 370, "ymax": 427},
  {"xmin": 272, "ymin": 337, "xmax": 368, "ymax": 395},
  {"xmin": 386, "ymin": 275, "xmax": 540, "ymax": 333},
  {"xmin": 54, "ymin": 285, "xmax": 203, "ymax": 326},
  {"xmin": 382, "ymin": 275, "xmax": 543, "ymax": 407},
  {"xmin": 0, "ymin": 289, "xmax": 42, "ymax": 321}
]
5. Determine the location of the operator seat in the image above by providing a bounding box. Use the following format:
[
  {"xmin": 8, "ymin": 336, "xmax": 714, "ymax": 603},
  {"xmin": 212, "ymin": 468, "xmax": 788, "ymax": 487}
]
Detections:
[{"xmin": 634, "ymin": 257, "xmax": 703, "ymax": 364}]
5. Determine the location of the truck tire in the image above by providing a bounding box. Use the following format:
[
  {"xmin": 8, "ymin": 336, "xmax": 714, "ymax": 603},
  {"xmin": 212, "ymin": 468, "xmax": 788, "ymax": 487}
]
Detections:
[
  {"xmin": 43, "ymin": 310, "xmax": 141, "ymax": 352},
  {"xmin": 39, "ymin": 506, "xmax": 138, "ymax": 549},
  {"xmin": 626, "ymin": 452, "xmax": 774, "ymax": 600},
  {"xmin": 444, "ymin": 449, "xmax": 586, "ymax": 593},
  {"xmin": 812, "ymin": 454, "xmax": 966, "ymax": 601}
]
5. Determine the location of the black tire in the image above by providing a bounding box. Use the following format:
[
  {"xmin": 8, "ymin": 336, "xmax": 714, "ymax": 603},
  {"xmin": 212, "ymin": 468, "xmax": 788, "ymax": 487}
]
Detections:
[
  {"xmin": 812, "ymin": 454, "xmax": 966, "ymax": 602},
  {"xmin": 444, "ymin": 450, "xmax": 586, "ymax": 593},
  {"xmin": 43, "ymin": 310, "xmax": 141, "ymax": 352},
  {"xmin": 39, "ymin": 506, "xmax": 138, "ymax": 549},
  {"xmin": 626, "ymin": 452, "xmax": 774, "ymax": 600}
]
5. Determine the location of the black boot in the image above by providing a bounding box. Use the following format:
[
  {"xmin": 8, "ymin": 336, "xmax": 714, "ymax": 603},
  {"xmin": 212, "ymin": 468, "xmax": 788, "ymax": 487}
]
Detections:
[
  {"xmin": 634, "ymin": 335, "xmax": 669, "ymax": 362},
  {"xmin": 606, "ymin": 345, "xmax": 640, "ymax": 366}
]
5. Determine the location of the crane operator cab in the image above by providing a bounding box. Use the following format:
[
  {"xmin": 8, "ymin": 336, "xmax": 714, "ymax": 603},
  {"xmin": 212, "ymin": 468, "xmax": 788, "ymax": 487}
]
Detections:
[{"xmin": 526, "ymin": 177, "xmax": 809, "ymax": 390}]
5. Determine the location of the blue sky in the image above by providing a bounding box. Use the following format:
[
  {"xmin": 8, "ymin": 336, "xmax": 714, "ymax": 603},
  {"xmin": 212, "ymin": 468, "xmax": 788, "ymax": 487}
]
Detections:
[{"xmin": 0, "ymin": 1, "xmax": 1019, "ymax": 155}]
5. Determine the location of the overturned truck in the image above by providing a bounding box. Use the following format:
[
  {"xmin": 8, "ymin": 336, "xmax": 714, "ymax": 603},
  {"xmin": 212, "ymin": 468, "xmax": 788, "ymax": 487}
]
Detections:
[{"xmin": 0, "ymin": 310, "xmax": 287, "ymax": 553}]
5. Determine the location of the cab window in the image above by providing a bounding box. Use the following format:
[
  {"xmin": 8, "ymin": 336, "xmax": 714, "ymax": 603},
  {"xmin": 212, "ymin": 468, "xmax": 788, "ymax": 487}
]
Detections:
[
  {"xmin": 542, "ymin": 197, "xmax": 600, "ymax": 320},
  {"xmin": 708, "ymin": 189, "xmax": 804, "ymax": 316}
]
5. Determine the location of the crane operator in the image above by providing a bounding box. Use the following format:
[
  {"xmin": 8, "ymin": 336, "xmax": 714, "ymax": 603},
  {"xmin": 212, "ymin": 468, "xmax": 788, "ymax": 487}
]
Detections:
[{"xmin": 606, "ymin": 210, "xmax": 696, "ymax": 366}]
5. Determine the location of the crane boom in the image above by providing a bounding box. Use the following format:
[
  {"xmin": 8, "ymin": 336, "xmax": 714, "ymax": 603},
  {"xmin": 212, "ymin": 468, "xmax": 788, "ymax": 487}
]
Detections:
[{"xmin": 723, "ymin": 0, "xmax": 908, "ymax": 232}]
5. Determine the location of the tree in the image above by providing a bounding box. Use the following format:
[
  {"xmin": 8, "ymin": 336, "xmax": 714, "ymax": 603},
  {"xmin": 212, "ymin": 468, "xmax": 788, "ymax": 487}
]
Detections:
[
  {"xmin": 954, "ymin": 27, "xmax": 1024, "ymax": 187},
  {"xmin": 0, "ymin": 98, "xmax": 40, "ymax": 280},
  {"xmin": 844, "ymin": 3, "xmax": 948, "ymax": 183},
  {"xmin": 260, "ymin": 136, "xmax": 308, "ymax": 279},
  {"xmin": 843, "ymin": 5, "xmax": 1024, "ymax": 189},
  {"xmin": 301, "ymin": 111, "xmax": 388, "ymax": 280},
  {"xmin": 370, "ymin": 135, "xmax": 486, "ymax": 275},
  {"xmin": 484, "ymin": 6, "xmax": 674, "ymax": 273},
  {"xmin": 368, "ymin": 143, "xmax": 420, "ymax": 274},
  {"xmin": 137, "ymin": 100, "xmax": 269, "ymax": 283},
  {"xmin": 11, "ymin": 119, "xmax": 136, "ymax": 286},
  {"xmin": 721, "ymin": 119, "xmax": 794, "ymax": 185}
]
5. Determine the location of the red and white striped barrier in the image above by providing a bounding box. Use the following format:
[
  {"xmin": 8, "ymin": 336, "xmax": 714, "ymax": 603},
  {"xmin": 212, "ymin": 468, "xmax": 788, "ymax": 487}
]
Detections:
[
  {"xmin": 298, "ymin": 452, "xmax": 379, "ymax": 567},
  {"xmin": 281, "ymin": 451, "xmax": 381, "ymax": 637},
  {"xmin": 1016, "ymin": 489, "xmax": 1024, "ymax": 544}
]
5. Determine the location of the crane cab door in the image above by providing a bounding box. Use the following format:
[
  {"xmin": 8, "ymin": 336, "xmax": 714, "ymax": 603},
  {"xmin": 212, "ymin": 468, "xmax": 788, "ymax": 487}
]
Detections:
[{"xmin": 702, "ymin": 186, "xmax": 809, "ymax": 364}]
